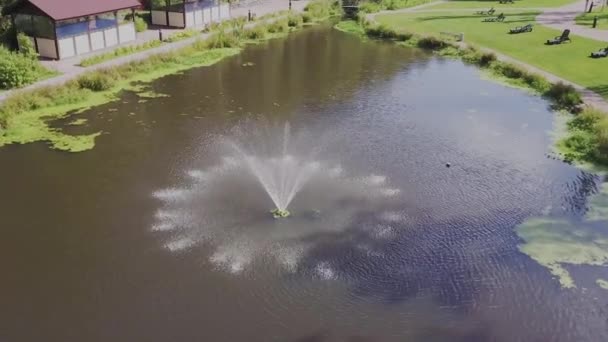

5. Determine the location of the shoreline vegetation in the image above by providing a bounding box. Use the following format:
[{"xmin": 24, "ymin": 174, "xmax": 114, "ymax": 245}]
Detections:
[
  {"xmin": 0, "ymin": 1, "xmax": 340, "ymax": 152},
  {"xmin": 335, "ymin": 15, "xmax": 608, "ymax": 168}
]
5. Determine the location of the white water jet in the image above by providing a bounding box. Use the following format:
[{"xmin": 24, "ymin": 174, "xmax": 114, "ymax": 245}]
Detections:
[{"xmin": 229, "ymin": 123, "xmax": 321, "ymax": 215}]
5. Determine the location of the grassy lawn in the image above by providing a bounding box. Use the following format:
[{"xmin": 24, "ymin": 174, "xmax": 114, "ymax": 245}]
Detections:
[
  {"xmin": 376, "ymin": 11, "xmax": 608, "ymax": 99},
  {"xmin": 427, "ymin": 0, "xmax": 580, "ymax": 10},
  {"xmin": 575, "ymin": 10, "xmax": 608, "ymax": 29}
]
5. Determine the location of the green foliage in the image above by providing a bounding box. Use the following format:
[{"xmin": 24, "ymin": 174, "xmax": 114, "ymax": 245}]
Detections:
[
  {"xmin": 244, "ymin": 25, "xmax": 267, "ymax": 40},
  {"xmin": 165, "ymin": 29, "xmax": 199, "ymax": 42},
  {"xmin": 77, "ymin": 73, "xmax": 116, "ymax": 92},
  {"xmin": 559, "ymin": 108, "xmax": 608, "ymax": 165},
  {"xmin": 80, "ymin": 40, "xmax": 162, "ymax": 66},
  {"xmin": 205, "ymin": 30, "xmax": 241, "ymax": 48},
  {"xmin": 16, "ymin": 33, "xmax": 37, "ymax": 57},
  {"xmin": 358, "ymin": 0, "xmax": 433, "ymax": 14},
  {"xmin": 287, "ymin": 14, "xmax": 304, "ymax": 28},
  {"xmin": 416, "ymin": 35, "xmax": 447, "ymax": 50},
  {"xmin": 267, "ymin": 18, "xmax": 289, "ymax": 33},
  {"xmin": 365, "ymin": 24, "xmax": 398, "ymax": 39},
  {"xmin": 0, "ymin": 45, "xmax": 49, "ymax": 89},
  {"xmin": 545, "ymin": 82, "xmax": 582, "ymax": 112},
  {"xmin": 304, "ymin": 0, "xmax": 341, "ymax": 19},
  {"xmin": 134, "ymin": 16, "xmax": 148, "ymax": 32},
  {"xmin": 302, "ymin": 12, "xmax": 313, "ymax": 23}
]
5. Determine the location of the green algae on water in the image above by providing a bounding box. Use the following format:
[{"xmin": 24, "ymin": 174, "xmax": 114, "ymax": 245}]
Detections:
[
  {"xmin": 516, "ymin": 217, "xmax": 608, "ymax": 289},
  {"xmin": 67, "ymin": 118, "xmax": 88, "ymax": 126},
  {"xmin": 597, "ymin": 279, "xmax": 608, "ymax": 290},
  {"xmin": 586, "ymin": 182, "xmax": 608, "ymax": 222}
]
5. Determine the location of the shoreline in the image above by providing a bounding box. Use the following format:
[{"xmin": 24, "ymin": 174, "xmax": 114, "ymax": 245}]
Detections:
[{"xmin": 0, "ymin": 3, "xmax": 338, "ymax": 152}]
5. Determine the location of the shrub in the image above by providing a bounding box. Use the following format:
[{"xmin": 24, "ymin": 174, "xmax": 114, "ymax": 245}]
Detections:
[
  {"xmin": 205, "ymin": 30, "xmax": 240, "ymax": 48},
  {"xmin": 365, "ymin": 24, "xmax": 397, "ymax": 39},
  {"xmin": 477, "ymin": 51, "xmax": 496, "ymax": 67},
  {"xmin": 244, "ymin": 26, "xmax": 267, "ymax": 40},
  {"xmin": 287, "ymin": 14, "xmax": 304, "ymax": 28},
  {"xmin": 134, "ymin": 16, "xmax": 148, "ymax": 32},
  {"xmin": 77, "ymin": 73, "xmax": 115, "ymax": 91},
  {"xmin": 545, "ymin": 82, "xmax": 582, "ymax": 111},
  {"xmin": 0, "ymin": 46, "xmax": 47, "ymax": 89},
  {"xmin": 495, "ymin": 63, "xmax": 526, "ymax": 79},
  {"xmin": 416, "ymin": 35, "xmax": 447, "ymax": 50},
  {"xmin": 267, "ymin": 19, "xmax": 289, "ymax": 33},
  {"xmin": 17, "ymin": 33, "xmax": 37, "ymax": 57},
  {"xmin": 304, "ymin": 0, "xmax": 340, "ymax": 19},
  {"xmin": 395, "ymin": 32, "xmax": 413, "ymax": 41},
  {"xmin": 302, "ymin": 12, "xmax": 313, "ymax": 23}
]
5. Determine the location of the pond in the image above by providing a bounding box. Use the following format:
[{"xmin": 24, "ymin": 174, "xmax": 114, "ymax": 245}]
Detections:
[{"xmin": 0, "ymin": 24, "xmax": 607, "ymax": 342}]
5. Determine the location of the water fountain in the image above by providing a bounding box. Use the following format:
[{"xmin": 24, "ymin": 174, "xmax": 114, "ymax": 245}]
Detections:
[{"xmin": 151, "ymin": 122, "xmax": 404, "ymax": 272}]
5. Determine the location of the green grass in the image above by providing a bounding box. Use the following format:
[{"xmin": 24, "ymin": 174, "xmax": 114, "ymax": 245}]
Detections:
[
  {"xmin": 428, "ymin": 0, "xmax": 579, "ymax": 10},
  {"xmin": 575, "ymin": 10, "xmax": 608, "ymax": 29},
  {"xmin": 80, "ymin": 40, "xmax": 163, "ymax": 67},
  {"xmin": 376, "ymin": 11, "xmax": 608, "ymax": 99},
  {"xmin": 358, "ymin": 0, "xmax": 434, "ymax": 14}
]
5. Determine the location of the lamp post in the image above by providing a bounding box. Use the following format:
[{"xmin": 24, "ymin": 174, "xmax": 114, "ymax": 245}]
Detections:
[{"xmin": 289, "ymin": 0, "xmax": 292, "ymax": 10}]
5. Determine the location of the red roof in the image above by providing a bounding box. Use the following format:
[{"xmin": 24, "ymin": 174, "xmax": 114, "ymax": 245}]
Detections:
[{"xmin": 10, "ymin": 0, "xmax": 141, "ymax": 20}]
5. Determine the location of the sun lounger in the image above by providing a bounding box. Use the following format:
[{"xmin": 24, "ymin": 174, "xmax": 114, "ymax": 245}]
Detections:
[
  {"xmin": 546, "ymin": 29, "xmax": 571, "ymax": 45},
  {"xmin": 509, "ymin": 24, "xmax": 533, "ymax": 34},
  {"xmin": 475, "ymin": 7, "xmax": 495, "ymax": 15},
  {"xmin": 483, "ymin": 13, "xmax": 505, "ymax": 22},
  {"xmin": 591, "ymin": 47, "xmax": 608, "ymax": 58}
]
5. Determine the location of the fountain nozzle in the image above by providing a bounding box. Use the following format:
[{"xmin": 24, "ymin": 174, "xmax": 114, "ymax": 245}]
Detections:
[{"xmin": 271, "ymin": 208, "xmax": 291, "ymax": 219}]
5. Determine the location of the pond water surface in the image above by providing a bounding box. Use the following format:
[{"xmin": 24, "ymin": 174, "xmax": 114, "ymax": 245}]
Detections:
[{"xmin": 1, "ymin": 24, "xmax": 607, "ymax": 342}]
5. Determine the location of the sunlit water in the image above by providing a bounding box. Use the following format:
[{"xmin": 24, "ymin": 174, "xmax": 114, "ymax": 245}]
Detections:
[{"xmin": 0, "ymin": 24, "xmax": 606, "ymax": 342}]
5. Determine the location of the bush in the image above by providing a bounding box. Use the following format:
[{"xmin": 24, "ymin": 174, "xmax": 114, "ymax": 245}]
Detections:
[
  {"xmin": 134, "ymin": 16, "xmax": 148, "ymax": 32},
  {"xmin": 0, "ymin": 46, "xmax": 47, "ymax": 89},
  {"xmin": 495, "ymin": 62, "xmax": 526, "ymax": 79},
  {"xmin": 302, "ymin": 12, "xmax": 313, "ymax": 23},
  {"xmin": 365, "ymin": 24, "xmax": 398, "ymax": 39},
  {"xmin": 17, "ymin": 33, "xmax": 37, "ymax": 57},
  {"xmin": 77, "ymin": 73, "xmax": 115, "ymax": 91},
  {"xmin": 477, "ymin": 51, "xmax": 496, "ymax": 67},
  {"xmin": 267, "ymin": 19, "xmax": 289, "ymax": 33},
  {"xmin": 244, "ymin": 26, "xmax": 267, "ymax": 40},
  {"xmin": 205, "ymin": 30, "xmax": 240, "ymax": 48},
  {"xmin": 416, "ymin": 35, "xmax": 447, "ymax": 50},
  {"xmin": 287, "ymin": 14, "xmax": 304, "ymax": 28},
  {"xmin": 304, "ymin": 0, "xmax": 340, "ymax": 19},
  {"xmin": 545, "ymin": 82, "xmax": 582, "ymax": 111}
]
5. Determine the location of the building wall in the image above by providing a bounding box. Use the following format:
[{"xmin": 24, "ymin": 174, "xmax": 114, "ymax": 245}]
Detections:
[
  {"xmin": 184, "ymin": 4, "xmax": 231, "ymax": 28},
  {"xmin": 168, "ymin": 12, "xmax": 185, "ymax": 27},
  {"xmin": 57, "ymin": 22, "xmax": 137, "ymax": 59},
  {"xmin": 152, "ymin": 10, "xmax": 167, "ymax": 26},
  {"xmin": 36, "ymin": 38, "xmax": 57, "ymax": 59}
]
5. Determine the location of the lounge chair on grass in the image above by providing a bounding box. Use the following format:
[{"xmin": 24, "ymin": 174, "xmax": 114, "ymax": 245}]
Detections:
[
  {"xmin": 483, "ymin": 13, "xmax": 506, "ymax": 22},
  {"xmin": 546, "ymin": 29, "xmax": 571, "ymax": 45},
  {"xmin": 591, "ymin": 47, "xmax": 608, "ymax": 58},
  {"xmin": 509, "ymin": 24, "xmax": 533, "ymax": 34},
  {"xmin": 476, "ymin": 7, "xmax": 495, "ymax": 15}
]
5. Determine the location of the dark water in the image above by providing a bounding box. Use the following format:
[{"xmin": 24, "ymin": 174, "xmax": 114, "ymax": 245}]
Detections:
[{"xmin": 1, "ymin": 25, "xmax": 607, "ymax": 342}]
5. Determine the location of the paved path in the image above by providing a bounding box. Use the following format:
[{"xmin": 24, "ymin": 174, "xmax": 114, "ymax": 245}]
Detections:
[
  {"xmin": 537, "ymin": 0, "xmax": 608, "ymax": 42},
  {"xmin": 0, "ymin": 0, "xmax": 308, "ymax": 103}
]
